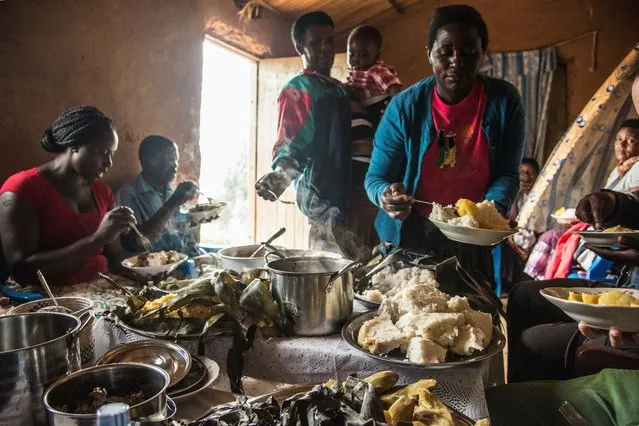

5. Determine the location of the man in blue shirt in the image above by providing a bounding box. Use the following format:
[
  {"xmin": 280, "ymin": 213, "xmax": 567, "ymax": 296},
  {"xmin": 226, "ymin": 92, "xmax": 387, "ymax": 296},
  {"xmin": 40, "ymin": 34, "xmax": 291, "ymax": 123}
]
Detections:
[{"xmin": 116, "ymin": 135, "xmax": 201, "ymax": 257}]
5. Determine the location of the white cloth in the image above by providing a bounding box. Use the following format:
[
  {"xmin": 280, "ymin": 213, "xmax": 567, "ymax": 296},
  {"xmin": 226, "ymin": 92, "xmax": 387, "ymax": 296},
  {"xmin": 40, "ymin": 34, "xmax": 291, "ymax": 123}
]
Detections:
[
  {"xmin": 92, "ymin": 311, "xmax": 492, "ymax": 420},
  {"xmin": 605, "ymin": 161, "xmax": 639, "ymax": 193}
]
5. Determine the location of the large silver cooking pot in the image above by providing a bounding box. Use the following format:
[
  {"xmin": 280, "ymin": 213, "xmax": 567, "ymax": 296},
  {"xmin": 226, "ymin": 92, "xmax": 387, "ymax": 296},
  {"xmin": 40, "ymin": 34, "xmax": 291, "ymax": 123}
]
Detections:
[
  {"xmin": 267, "ymin": 257, "xmax": 361, "ymax": 336},
  {"xmin": 43, "ymin": 363, "xmax": 170, "ymax": 426},
  {"xmin": 0, "ymin": 311, "xmax": 93, "ymax": 426}
]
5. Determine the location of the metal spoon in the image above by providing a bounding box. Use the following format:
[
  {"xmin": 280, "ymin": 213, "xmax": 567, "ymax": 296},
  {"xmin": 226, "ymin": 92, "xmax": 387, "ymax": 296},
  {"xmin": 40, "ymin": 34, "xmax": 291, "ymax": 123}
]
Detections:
[
  {"xmin": 412, "ymin": 199, "xmax": 434, "ymax": 205},
  {"xmin": 249, "ymin": 227, "xmax": 286, "ymax": 257},
  {"xmin": 266, "ymin": 189, "xmax": 295, "ymax": 205},
  {"xmin": 131, "ymin": 224, "xmax": 153, "ymax": 252},
  {"xmin": 36, "ymin": 270, "xmax": 71, "ymax": 313},
  {"xmin": 98, "ymin": 272, "xmax": 147, "ymax": 311}
]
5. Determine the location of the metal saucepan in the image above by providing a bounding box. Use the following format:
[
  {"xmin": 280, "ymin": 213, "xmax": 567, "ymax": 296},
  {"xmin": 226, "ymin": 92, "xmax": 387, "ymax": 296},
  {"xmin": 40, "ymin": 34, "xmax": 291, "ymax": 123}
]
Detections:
[
  {"xmin": 43, "ymin": 363, "xmax": 170, "ymax": 426},
  {"xmin": 0, "ymin": 311, "xmax": 93, "ymax": 426},
  {"xmin": 267, "ymin": 257, "xmax": 362, "ymax": 336}
]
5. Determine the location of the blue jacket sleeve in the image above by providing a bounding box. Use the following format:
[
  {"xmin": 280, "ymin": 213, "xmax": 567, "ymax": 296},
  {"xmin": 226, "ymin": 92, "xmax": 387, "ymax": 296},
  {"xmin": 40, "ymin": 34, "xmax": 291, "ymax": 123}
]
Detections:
[
  {"xmin": 485, "ymin": 85, "xmax": 526, "ymax": 213},
  {"xmin": 365, "ymin": 96, "xmax": 408, "ymax": 208}
]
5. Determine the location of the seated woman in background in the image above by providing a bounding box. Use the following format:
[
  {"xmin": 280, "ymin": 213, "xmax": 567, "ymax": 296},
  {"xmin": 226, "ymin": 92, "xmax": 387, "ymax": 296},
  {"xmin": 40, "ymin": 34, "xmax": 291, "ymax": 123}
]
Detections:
[
  {"xmin": 508, "ymin": 157, "xmax": 540, "ymax": 222},
  {"xmin": 545, "ymin": 119, "xmax": 639, "ymax": 280},
  {"xmin": 116, "ymin": 135, "xmax": 202, "ymax": 258},
  {"xmin": 603, "ymin": 118, "xmax": 639, "ymax": 193},
  {"xmin": 498, "ymin": 158, "xmax": 540, "ymax": 293},
  {"xmin": 0, "ymin": 106, "xmax": 136, "ymax": 286}
]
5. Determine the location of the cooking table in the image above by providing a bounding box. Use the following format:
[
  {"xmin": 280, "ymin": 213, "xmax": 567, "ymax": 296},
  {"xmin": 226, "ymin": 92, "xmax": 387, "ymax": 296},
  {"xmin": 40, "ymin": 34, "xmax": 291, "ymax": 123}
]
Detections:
[{"xmin": 42, "ymin": 276, "xmax": 495, "ymax": 421}]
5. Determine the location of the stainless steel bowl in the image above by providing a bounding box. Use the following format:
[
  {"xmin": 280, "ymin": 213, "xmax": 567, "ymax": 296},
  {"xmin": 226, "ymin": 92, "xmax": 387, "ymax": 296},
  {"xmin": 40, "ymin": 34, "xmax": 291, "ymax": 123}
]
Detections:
[{"xmin": 43, "ymin": 363, "xmax": 170, "ymax": 426}]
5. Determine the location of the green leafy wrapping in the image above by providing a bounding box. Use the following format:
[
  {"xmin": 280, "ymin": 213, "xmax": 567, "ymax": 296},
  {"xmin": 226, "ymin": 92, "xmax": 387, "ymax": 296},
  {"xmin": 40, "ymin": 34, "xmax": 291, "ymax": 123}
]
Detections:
[
  {"xmin": 193, "ymin": 396, "xmax": 281, "ymax": 426},
  {"xmin": 189, "ymin": 380, "xmax": 391, "ymax": 426}
]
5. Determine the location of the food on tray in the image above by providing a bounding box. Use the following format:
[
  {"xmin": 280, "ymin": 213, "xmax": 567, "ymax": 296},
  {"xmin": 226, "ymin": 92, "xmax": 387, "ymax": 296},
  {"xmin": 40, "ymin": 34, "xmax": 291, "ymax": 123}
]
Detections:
[
  {"xmin": 57, "ymin": 387, "xmax": 145, "ymax": 414},
  {"xmin": 192, "ymin": 372, "xmax": 459, "ymax": 426},
  {"xmin": 429, "ymin": 199, "xmax": 511, "ymax": 231},
  {"xmin": 358, "ymin": 280, "xmax": 494, "ymax": 363},
  {"xmin": 360, "ymin": 266, "xmax": 438, "ymax": 303},
  {"xmin": 567, "ymin": 290, "xmax": 639, "ymax": 307},
  {"xmin": 133, "ymin": 250, "xmax": 181, "ymax": 267},
  {"xmin": 602, "ymin": 225, "xmax": 634, "ymax": 233},
  {"xmin": 137, "ymin": 292, "xmax": 217, "ymax": 318}
]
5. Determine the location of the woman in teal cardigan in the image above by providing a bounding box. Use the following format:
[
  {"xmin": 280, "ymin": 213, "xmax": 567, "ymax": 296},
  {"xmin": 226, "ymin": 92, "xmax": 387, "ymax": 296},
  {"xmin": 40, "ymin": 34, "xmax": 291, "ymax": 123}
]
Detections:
[{"xmin": 365, "ymin": 5, "xmax": 525, "ymax": 273}]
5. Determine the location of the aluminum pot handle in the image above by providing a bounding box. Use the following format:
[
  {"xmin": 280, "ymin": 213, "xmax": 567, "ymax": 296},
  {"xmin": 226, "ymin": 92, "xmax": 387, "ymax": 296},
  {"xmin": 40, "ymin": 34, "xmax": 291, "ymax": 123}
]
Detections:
[
  {"xmin": 326, "ymin": 261, "xmax": 363, "ymax": 293},
  {"xmin": 69, "ymin": 310, "xmax": 95, "ymax": 343}
]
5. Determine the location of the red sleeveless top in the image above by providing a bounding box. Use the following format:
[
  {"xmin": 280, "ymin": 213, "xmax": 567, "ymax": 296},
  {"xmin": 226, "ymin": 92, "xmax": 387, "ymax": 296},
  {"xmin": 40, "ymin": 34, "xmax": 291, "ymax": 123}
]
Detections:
[{"xmin": 0, "ymin": 167, "xmax": 114, "ymax": 285}]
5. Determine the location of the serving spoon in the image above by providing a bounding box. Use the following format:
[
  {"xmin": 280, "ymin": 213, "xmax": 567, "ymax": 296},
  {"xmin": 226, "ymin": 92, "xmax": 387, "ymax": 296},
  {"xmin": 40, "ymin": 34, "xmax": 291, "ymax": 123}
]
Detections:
[
  {"xmin": 249, "ymin": 227, "xmax": 287, "ymax": 258},
  {"xmin": 36, "ymin": 270, "xmax": 71, "ymax": 313}
]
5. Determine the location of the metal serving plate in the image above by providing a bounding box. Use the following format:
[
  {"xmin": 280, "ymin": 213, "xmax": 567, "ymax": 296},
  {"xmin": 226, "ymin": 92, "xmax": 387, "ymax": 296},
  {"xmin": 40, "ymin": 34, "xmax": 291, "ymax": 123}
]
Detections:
[
  {"xmin": 342, "ymin": 311, "xmax": 505, "ymax": 370},
  {"xmin": 107, "ymin": 311, "xmax": 234, "ymax": 341},
  {"xmin": 172, "ymin": 356, "xmax": 220, "ymax": 403},
  {"xmin": 168, "ymin": 356, "xmax": 207, "ymax": 397},
  {"xmin": 96, "ymin": 340, "xmax": 192, "ymax": 387}
]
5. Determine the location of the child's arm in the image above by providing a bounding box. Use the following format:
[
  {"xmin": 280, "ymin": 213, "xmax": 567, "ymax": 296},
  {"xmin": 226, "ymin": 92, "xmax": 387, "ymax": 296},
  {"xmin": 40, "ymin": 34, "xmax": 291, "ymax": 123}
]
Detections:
[{"xmin": 387, "ymin": 84, "xmax": 402, "ymax": 97}]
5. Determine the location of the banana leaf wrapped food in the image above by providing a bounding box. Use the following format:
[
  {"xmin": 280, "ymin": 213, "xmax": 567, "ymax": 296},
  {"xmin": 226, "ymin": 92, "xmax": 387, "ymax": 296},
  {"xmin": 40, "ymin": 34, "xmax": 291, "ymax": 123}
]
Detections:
[
  {"xmin": 110, "ymin": 269, "xmax": 290, "ymax": 338},
  {"xmin": 190, "ymin": 372, "xmax": 475, "ymax": 426}
]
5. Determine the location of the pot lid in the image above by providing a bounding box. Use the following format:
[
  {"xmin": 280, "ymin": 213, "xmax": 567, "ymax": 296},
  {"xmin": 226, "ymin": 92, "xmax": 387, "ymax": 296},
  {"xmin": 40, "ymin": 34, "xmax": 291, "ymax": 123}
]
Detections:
[{"xmin": 96, "ymin": 340, "xmax": 191, "ymax": 387}]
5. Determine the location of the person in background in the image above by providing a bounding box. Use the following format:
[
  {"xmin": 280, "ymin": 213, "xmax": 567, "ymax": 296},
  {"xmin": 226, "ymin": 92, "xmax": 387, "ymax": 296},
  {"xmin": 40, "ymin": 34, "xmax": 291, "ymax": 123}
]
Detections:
[
  {"xmin": 0, "ymin": 106, "xmax": 136, "ymax": 286},
  {"xmin": 116, "ymin": 135, "xmax": 202, "ymax": 257},
  {"xmin": 603, "ymin": 118, "xmax": 639, "ymax": 193},
  {"xmin": 545, "ymin": 119, "xmax": 639, "ymax": 281},
  {"xmin": 508, "ymin": 157, "xmax": 540, "ymax": 222},
  {"xmin": 345, "ymin": 25, "xmax": 401, "ymax": 250},
  {"xmin": 365, "ymin": 4, "xmax": 525, "ymax": 278},
  {"xmin": 507, "ymin": 73, "xmax": 639, "ymax": 383},
  {"xmin": 345, "ymin": 25, "xmax": 402, "ymax": 130},
  {"xmin": 499, "ymin": 158, "xmax": 541, "ymax": 293},
  {"xmin": 255, "ymin": 11, "xmax": 365, "ymax": 260}
]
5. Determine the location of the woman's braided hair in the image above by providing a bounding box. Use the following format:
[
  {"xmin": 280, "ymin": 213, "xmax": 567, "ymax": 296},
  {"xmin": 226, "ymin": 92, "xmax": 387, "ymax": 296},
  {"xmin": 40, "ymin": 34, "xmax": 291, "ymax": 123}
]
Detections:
[{"xmin": 40, "ymin": 106, "xmax": 115, "ymax": 153}]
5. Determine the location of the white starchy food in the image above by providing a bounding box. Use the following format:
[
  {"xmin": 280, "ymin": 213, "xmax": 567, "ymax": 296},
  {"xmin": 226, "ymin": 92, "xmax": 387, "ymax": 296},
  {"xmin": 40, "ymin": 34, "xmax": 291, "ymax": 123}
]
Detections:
[
  {"xmin": 370, "ymin": 266, "xmax": 438, "ymax": 299},
  {"xmin": 430, "ymin": 203, "xmax": 457, "ymax": 222},
  {"xmin": 392, "ymin": 285, "xmax": 449, "ymax": 315},
  {"xmin": 378, "ymin": 298, "xmax": 400, "ymax": 322},
  {"xmin": 449, "ymin": 215, "xmax": 480, "ymax": 228},
  {"xmin": 474, "ymin": 200, "xmax": 511, "ymax": 231},
  {"xmin": 357, "ymin": 314, "xmax": 407, "ymax": 355},
  {"xmin": 395, "ymin": 312, "xmax": 464, "ymax": 347},
  {"xmin": 447, "ymin": 296, "xmax": 471, "ymax": 313},
  {"xmin": 463, "ymin": 310, "xmax": 493, "ymax": 346},
  {"xmin": 406, "ymin": 337, "xmax": 447, "ymax": 364},
  {"xmin": 362, "ymin": 289, "xmax": 384, "ymax": 303},
  {"xmin": 358, "ymin": 270, "xmax": 494, "ymax": 364},
  {"xmin": 450, "ymin": 325, "xmax": 485, "ymax": 356}
]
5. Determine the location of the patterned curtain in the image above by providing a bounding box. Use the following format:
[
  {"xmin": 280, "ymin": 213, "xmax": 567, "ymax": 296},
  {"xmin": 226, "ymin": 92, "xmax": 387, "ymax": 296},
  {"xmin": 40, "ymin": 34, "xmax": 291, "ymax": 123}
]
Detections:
[
  {"xmin": 518, "ymin": 45, "xmax": 639, "ymax": 232},
  {"xmin": 481, "ymin": 47, "xmax": 558, "ymax": 164}
]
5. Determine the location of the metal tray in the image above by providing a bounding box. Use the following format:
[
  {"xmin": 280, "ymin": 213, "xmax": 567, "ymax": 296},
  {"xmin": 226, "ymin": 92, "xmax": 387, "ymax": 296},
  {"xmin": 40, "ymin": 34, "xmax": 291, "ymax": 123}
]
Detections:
[
  {"xmin": 342, "ymin": 311, "xmax": 505, "ymax": 370},
  {"xmin": 172, "ymin": 356, "xmax": 220, "ymax": 403}
]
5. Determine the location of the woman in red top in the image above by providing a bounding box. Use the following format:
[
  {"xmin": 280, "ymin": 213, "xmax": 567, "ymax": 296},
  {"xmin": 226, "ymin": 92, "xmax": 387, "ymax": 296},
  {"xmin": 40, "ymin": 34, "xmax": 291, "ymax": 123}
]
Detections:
[{"xmin": 0, "ymin": 106, "xmax": 136, "ymax": 286}]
